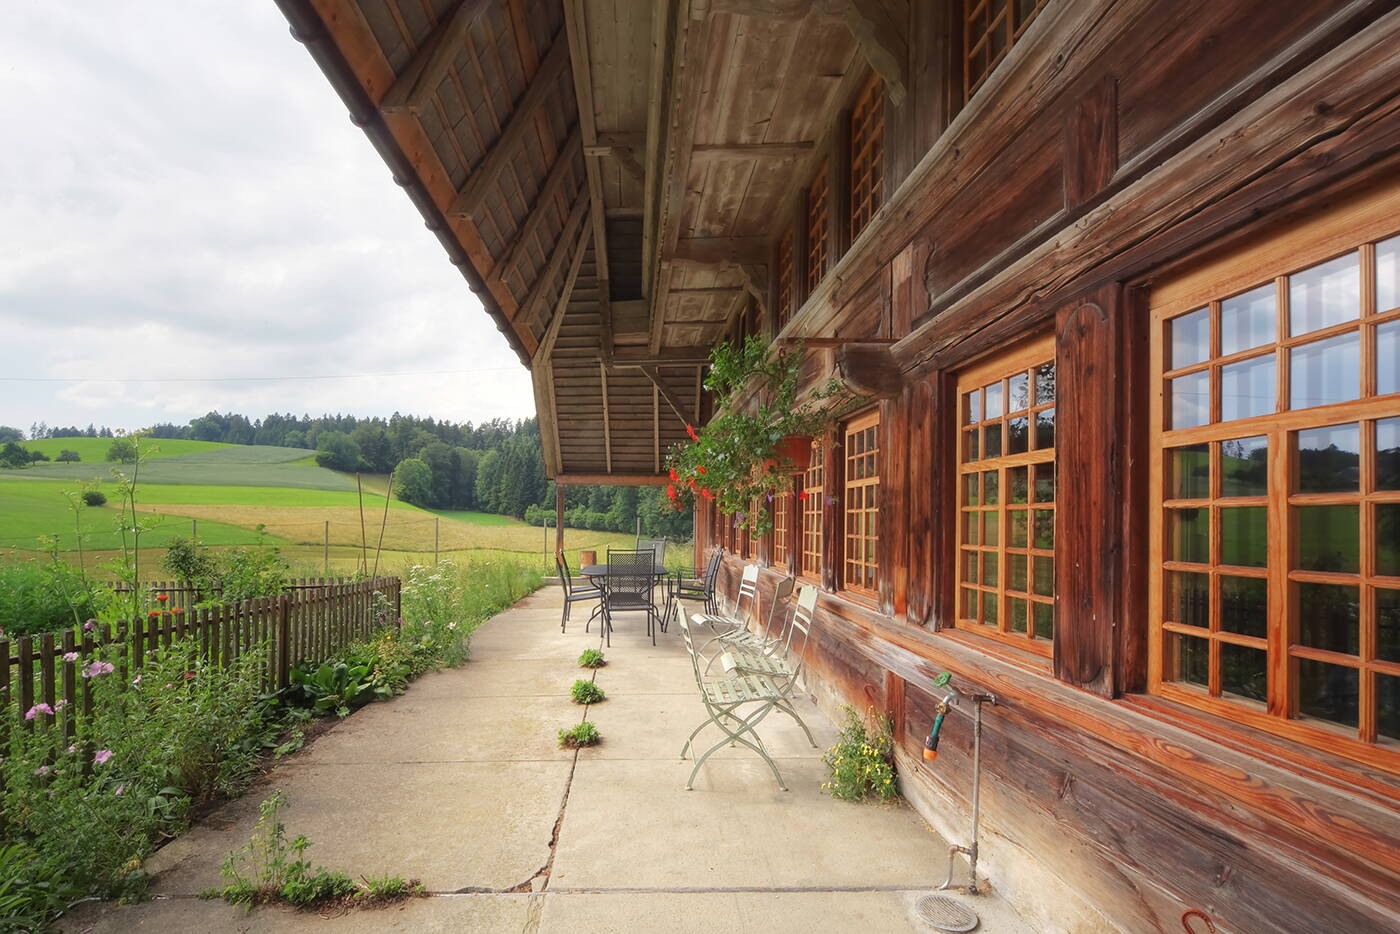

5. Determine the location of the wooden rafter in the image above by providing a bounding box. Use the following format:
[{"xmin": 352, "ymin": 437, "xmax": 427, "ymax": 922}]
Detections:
[
  {"xmin": 599, "ymin": 363, "xmax": 613, "ymax": 473},
  {"xmin": 497, "ymin": 125, "xmax": 584, "ymax": 285},
  {"xmin": 842, "ymin": 1, "xmax": 908, "ymax": 104},
  {"xmin": 672, "ymin": 237, "xmax": 770, "ymax": 265},
  {"xmin": 448, "ymin": 32, "xmax": 571, "ymax": 218},
  {"xmin": 563, "ymin": 0, "xmax": 615, "ymax": 340},
  {"xmin": 517, "ymin": 187, "xmax": 590, "ymax": 326},
  {"xmin": 638, "ymin": 365, "xmax": 694, "ymax": 426},
  {"xmin": 691, "ymin": 141, "xmax": 815, "ymax": 159},
  {"xmin": 533, "ymin": 227, "xmax": 593, "ymax": 364},
  {"xmin": 378, "ymin": 0, "xmax": 492, "ymax": 114}
]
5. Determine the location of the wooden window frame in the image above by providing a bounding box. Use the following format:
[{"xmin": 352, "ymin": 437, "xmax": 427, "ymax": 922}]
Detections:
[
  {"xmin": 843, "ymin": 410, "xmax": 881, "ymax": 596},
  {"xmin": 848, "ymin": 75, "xmax": 885, "ymax": 240},
  {"xmin": 1148, "ymin": 178, "xmax": 1400, "ymax": 772},
  {"xmin": 805, "ymin": 164, "xmax": 830, "ymax": 297},
  {"xmin": 772, "ymin": 485, "xmax": 793, "ymax": 570},
  {"xmin": 776, "ymin": 227, "xmax": 796, "ymax": 330},
  {"xmin": 799, "ymin": 440, "xmax": 825, "ymax": 580},
  {"xmin": 955, "ymin": 333, "xmax": 1058, "ymax": 659},
  {"xmin": 961, "ymin": 0, "xmax": 1050, "ymax": 103}
]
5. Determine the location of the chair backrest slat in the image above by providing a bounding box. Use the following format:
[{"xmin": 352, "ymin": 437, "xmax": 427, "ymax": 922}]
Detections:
[
  {"xmin": 637, "ymin": 537, "xmax": 667, "ymax": 568},
  {"xmin": 556, "ymin": 552, "xmax": 574, "ymax": 593},
  {"xmin": 763, "ymin": 577, "xmax": 795, "ymax": 642},
  {"xmin": 606, "ymin": 548, "xmax": 656, "ymax": 596}
]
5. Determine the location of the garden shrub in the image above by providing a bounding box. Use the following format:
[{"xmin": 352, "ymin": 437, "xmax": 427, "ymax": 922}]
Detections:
[
  {"xmin": 0, "ymin": 559, "xmax": 104, "ymax": 636},
  {"xmin": 80, "ymin": 490, "xmax": 106, "ymax": 506},
  {"xmin": 821, "ymin": 706, "xmax": 899, "ymax": 803},
  {"xmin": 56, "ymin": 449, "xmax": 81, "ymax": 463},
  {"xmin": 0, "ymin": 641, "xmax": 291, "ymax": 900}
]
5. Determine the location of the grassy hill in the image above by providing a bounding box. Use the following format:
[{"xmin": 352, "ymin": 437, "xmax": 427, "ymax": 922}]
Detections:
[{"xmin": 0, "ymin": 438, "xmax": 637, "ymax": 574}]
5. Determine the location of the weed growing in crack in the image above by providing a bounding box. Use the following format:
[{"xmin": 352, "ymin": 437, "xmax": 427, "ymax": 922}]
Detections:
[
  {"xmin": 577, "ymin": 648, "xmax": 606, "ymax": 668},
  {"xmin": 569, "ymin": 679, "xmax": 605, "ymax": 705},
  {"xmin": 558, "ymin": 721, "xmax": 600, "ymax": 748}
]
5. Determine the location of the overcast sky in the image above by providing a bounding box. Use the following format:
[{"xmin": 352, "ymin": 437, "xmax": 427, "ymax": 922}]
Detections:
[{"xmin": 0, "ymin": 2, "xmax": 534, "ymax": 436}]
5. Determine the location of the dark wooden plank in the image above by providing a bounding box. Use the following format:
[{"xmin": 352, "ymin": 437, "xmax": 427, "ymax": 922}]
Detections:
[
  {"xmin": 1052, "ymin": 283, "xmax": 1122, "ymax": 698},
  {"xmin": 1063, "ymin": 74, "xmax": 1118, "ymax": 209}
]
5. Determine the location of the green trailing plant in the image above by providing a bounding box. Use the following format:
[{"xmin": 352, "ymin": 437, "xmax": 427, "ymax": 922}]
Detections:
[
  {"xmin": 201, "ymin": 792, "xmax": 351, "ymax": 910},
  {"xmin": 0, "ymin": 843, "xmax": 83, "ymax": 933},
  {"xmin": 665, "ymin": 335, "xmax": 850, "ymax": 533},
  {"xmin": 570, "ymin": 679, "xmax": 605, "ymax": 705},
  {"xmin": 821, "ymin": 705, "xmax": 899, "ymax": 803},
  {"xmin": 577, "ymin": 648, "xmax": 606, "ymax": 668},
  {"xmin": 557, "ymin": 721, "xmax": 600, "ymax": 748}
]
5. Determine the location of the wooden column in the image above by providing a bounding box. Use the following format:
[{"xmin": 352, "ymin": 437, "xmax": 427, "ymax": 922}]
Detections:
[
  {"xmin": 821, "ymin": 426, "xmax": 844, "ymax": 592},
  {"xmin": 905, "ymin": 374, "xmax": 936, "ymax": 626},
  {"xmin": 1053, "ymin": 282, "xmax": 1124, "ymax": 698},
  {"xmin": 878, "ymin": 392, "xmax": 908, "ymax": 617},
  {"xmin": 555, "ymin": 483, "xmax": 566, "ymax": 557}
]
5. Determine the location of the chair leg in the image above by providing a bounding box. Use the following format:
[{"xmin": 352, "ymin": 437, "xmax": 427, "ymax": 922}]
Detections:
[{"xmin": 561, "ymin": 599, "xmax": 569, "ymax": 633}]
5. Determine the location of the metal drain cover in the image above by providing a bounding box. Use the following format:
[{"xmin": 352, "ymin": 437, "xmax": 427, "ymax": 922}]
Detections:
[{"xmin": 915, "ymin": 894, "xmax": 979, "ymax": 932}]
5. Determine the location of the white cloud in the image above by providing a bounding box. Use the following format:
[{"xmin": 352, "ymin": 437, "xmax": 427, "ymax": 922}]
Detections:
[{"xmin": 0, "ymin": 1, "xmax": 534, "ymax": 433}]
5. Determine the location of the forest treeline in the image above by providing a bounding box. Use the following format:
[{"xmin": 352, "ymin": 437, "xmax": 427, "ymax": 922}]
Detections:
[{"xmin": 4, "ymin": 413, "xmax": 691, "ymax": 539}]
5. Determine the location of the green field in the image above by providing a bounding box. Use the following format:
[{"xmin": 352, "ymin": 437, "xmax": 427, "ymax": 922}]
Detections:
[
  {"xmin": 0, "ymin": 438, "xmax": 638, "ymax": 572},
  {"xmin": 16, "ymin": 436, "xmax": 230, "ymax": 462}
]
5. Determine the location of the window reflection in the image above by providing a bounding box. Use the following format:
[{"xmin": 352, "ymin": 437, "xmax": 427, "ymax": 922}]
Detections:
[
  {"xmin": 1296, "ymin": 423, "xmax": 1360, "ymax": 493},
  {"xmin": 1171, "ymin": 371, "xmax": 1210, "ymax": 428},
  {"xmin": 1220, "ymin": 436, "xmax": 1267, "ymax": 497},
  {"xmin": 1171, "ymin": 307, "xmax": 1210, "ymax": 367},
  {"xmin": 1221, "ymin": 354, "xmax": 1275, "ymax": 421},
  {"xmin": 1221, "ymin": 284, "xmax": 1275, "ymax": 356},
  {"xmin": 1290, "ymin": 332, "xmax": 1360, "ymax": 409},
  {"xmin": 1289, "ymin": 253, "xmax": 1359, "ymax": 335}
]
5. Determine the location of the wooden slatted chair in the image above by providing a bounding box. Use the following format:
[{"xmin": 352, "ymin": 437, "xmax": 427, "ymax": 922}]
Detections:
[{"xmin": 678, "ymin": 615, "xmax": 789, "ymax": 791}]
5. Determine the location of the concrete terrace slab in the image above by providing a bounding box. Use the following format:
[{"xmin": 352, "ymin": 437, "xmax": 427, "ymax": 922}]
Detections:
[{"xmin": 68, "ymin": 586, "xmax": 1032, "ymax": 933}]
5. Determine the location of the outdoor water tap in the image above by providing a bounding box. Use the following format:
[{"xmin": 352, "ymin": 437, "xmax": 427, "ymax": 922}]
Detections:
[{"xmin": 923, "ymin": 672, "xmax": 956, "ymax": 762}]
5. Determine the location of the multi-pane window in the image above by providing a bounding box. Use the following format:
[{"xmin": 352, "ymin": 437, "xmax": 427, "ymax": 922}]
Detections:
[
  {"xmin": 957, "ymin": 336, "xmax": 1057, "ymax": 656},
  {"xmin": 849, "ymin": 76, "xmax": 884, "ymax": 240},
  {"xmin": 800, "ymin": 441, "xmax": 825, "ymax": 579},
  {"xmin": 844, "ymin": 412, "xmax": 880, "ymax": 595},
  {"xmin": 776, "ymin": 228, "xmax": 796, "ymax": 329},
  {"xmin": 963, "ymin": 0, "xmax": 1050, "ymax": 101},
  {"xmin": 805, "ymin": 165, "xmax": 829, "ymax": 296},
  {"xmin": 1151, "ymin": 206, "xmax": 1400, "ymax": 759},
  {"xmin": 773, "ymin": 488, "xmax": 792, "ymax": 569}
]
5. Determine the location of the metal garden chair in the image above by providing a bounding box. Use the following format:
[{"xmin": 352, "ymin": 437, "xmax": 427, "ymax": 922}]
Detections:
[
  {"xmin": 689, "ymin": 563, "xmax": 760, "ymax": 639},
  {"xmin": 555, "ymin": 552, "xmax": 602, "ymax": 634},
  {"xmin": 713, "ymin": 583, "xmax": 819, "ymax": 748},
  {"xmin": 707, "ymin": 575, "xmax": 795, "ymax": 656},
  {"xmin": 678, "ymin": 616, "xmax": 789, "ymax": 791},
  {"xmin": 636, "ymin": 537, "xmax": 671, "ymax": 626},
  {"xmin": 667, "ymin": 548, "xmax": 723, "ymax": 628},
  {"xmin": 600, "ymin": 547, "xmax": 661, "ymax": 646}
]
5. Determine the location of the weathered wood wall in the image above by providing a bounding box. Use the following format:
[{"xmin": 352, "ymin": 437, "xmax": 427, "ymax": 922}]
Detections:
[{"xmin": 704, "ymin": 2, "xmax": 1400, "ymax": 931}]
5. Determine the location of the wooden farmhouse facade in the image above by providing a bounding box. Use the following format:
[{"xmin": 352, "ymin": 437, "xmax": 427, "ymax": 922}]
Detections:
[{"xmin": 278, "ymin": 1, "xmax": 1400, "ymax": 929}]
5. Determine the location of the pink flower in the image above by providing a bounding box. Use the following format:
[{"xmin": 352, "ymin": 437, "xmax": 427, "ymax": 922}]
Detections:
[
  {"xmin": 83, "ymin": 620, "xmax": 96, "ymax": 631},
  {"xmin": 62, "ymin": 652, "xmax": 79, "ymax": 662},
  {"xmin": 53, "ymin": 699, "xmax": 67, "ymax": 711},
  {"xmin": 82, "ymin": 660, "xmax": 115, "ymax": 679},
  {"xmin": 34, "ymin": 765, "xmax": 50, "ymax": 777},
  {"xmin": 93, "ymin": 749, "xmax": 113, "ymax": 766},
  {"xmin": 24, "ymin": 703, "xmax": 53, "ymax": 720},
  {"xmin": 132, "ymin": 675, "xmax": 142, "ymax": 685},
  {"xmin": 114, "ymin": 784, "xmax": 125, "ymax": 796},
  {"xmin": 67, "ymin": 744, "xmax": 77, "ymax": 754}
]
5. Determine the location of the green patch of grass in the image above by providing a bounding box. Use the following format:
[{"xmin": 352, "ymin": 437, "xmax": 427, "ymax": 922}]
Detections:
[
  {"xmin": 11, "ymin": 444, "xmax": 352, "ymax": 490},
  {"xmin": 15, "ymin": 437, "xmax": 229, "ymax": 462},
  {"xmin": 578, "ymin": 648, "xmax": 605, "ymax": 668},
  {"xmin": 426, "ymin": 508, "xmax": 519, "ymax": 527},
  {"xmin": 570, "ymin": 679, "xmax": 605, "ymax": 704},
  {"xmin": 0, "ymin": 478, "xmax": 273, "ymax": 551},
  {"xmin": 558, "ymin": 721, "xmax": 600, "ymax": 748},
  {"xmin": 135, "ymin": 484, "xmax": 411, "ymax": 509}
]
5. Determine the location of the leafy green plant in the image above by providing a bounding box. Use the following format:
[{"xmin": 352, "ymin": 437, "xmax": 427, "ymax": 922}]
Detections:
[
  {"xmin": 821, "ymin": 705, "xmax": 898, "ymax": 803},
  {"xmin": 80, "ymin": 489, "xmax": 106, "ymax": 506},
  {"xmin": 577, "ymin": 648, "xmax": 606, "ymax": 668},
  {"xmin": 287, "ymin": 660, "xmax": 372, "ymax": 717},
  {"xmin": 558, "ymin": 721, "xmax": 600, "ymax": 748},
  {"xmin": 202, "ymin": 793, "xmax": 422, "ymax": 911},
  {"xmin": 570, "ymin": 679, "xmax": 605, "ymax": 705},
  {"xmin": 665, "ymin": 335, "xmax": 850, "ymax": 533},
  {"xmin": 0, "ymin": 843, "xmax": 82, "ymax": 932}
]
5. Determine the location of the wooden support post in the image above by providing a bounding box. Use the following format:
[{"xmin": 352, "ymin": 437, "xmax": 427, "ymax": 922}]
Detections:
[{"xmin": 555, "ymin": 484, "xmax": 566, "ymax": 557}]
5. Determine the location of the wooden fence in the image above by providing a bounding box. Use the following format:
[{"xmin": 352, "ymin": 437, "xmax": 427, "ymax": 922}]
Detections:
[
  {"xmin": 107, "ymin": 578, "xmax": 369, "ymax": 611},
  {"xmin": 2, "ymin": 577, "xmax": 401, "ymax": 728}
]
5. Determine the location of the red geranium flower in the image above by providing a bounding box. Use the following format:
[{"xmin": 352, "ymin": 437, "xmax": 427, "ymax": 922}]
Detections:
[
  {"xmin": 697, "ymin": 465, "xmax": 706, "ymax": 475},
  {"xmin": 668, "ymin": 468, "xmax": 678, "ymax": 481},
  {"xmin": 148, "ymin": 611, "xmax": 159, "ymax": 618},
  {"xmin": 685, "ymin": 423, "xmax": 698, "ymax": 441},
  {"xmin": 798, "ymin": 490, "xmax": 809, "ymax": 501},
  {"xmin": 156, "ymin": 593, "xmax": 168, "ymax": 602},
  {"xmin": 174, "ymin": 607, "xmax": 185, "ymax": 614}
]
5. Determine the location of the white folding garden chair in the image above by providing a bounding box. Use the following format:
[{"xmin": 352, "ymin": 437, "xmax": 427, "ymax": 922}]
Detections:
[
  {"xmin": 689, "ymin": 563, "xmax": 759, "ymax": 639},
  {"xmin": 678, "ymin": 615, "xmax": 789, "ymax": 791}
]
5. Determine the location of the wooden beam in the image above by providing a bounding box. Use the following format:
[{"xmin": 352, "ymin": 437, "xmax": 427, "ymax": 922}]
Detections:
[
  {"xmin": 728, "ymin": 262, "xmax": 769, "ymax": 321},
  {"xmin": 584, "ymin": 143, "xmax": 646, "ymax": 181},
  {"xmin": 555, "ymin": 482, "xmax": 565, "ymax": 556},
  {"xmin": 518, "ymin": 187, "xmax": 590, "ymax": 326},
  {"xmin": 638, "ymin": 365, "xmax": 694, "ymax": 426},
  {"xmin": 691, "ymin": 141, "xmax": 815, "ymax": 159},
  {"xmin": 532, "ymin": 361, "xmax": 562, "ymax": 475},
  {"xmin": 498, "ymin": 125, "xmax": 584, "ymax": 284},
  {"xmin": 563, "ymin": 0, "xmax": 615, "ymax": 328},
  {"xmin": 555, "ymin": 473, "xmax": 668, "ymax": 486},
  {"xmin": 448, "ymin": 32, "xmax": 571, "ymax": 218},
  {"xmin": 611, "ymin": 351, "xmax": 711, "ymax": 366},
  {"xmin": 669, "ymin": 286, "xmax": 748, "ymax": 296},
  {"xmin": 533, "ymin": 227, "xmax": 593, "ymax": 363},
  {"xmin": 671, "ymin": 237, "xmax": 770, "ymax": 265},
  {"xmin": 653, "ymin": 384, "xmax": 661, "ymax": 473},
  {"xmin": 599, "ymin": 363, "xmax": 614, "ymax": 473},
  {"xmin": 843, "ymin": 1, "xmax": 908, "ymax": 105},
  {"xmin": 379, "ymin": 0, "xmax": 491, "ymax": 114},
  {"xmin": 835, "ymin": 342, "xmax": 903, "ymax": 398}
]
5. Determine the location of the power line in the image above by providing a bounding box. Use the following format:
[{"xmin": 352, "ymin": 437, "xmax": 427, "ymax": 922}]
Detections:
[{"xmin": 0, "ymin": 367, "xmax": 524, "ymax": 384}]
